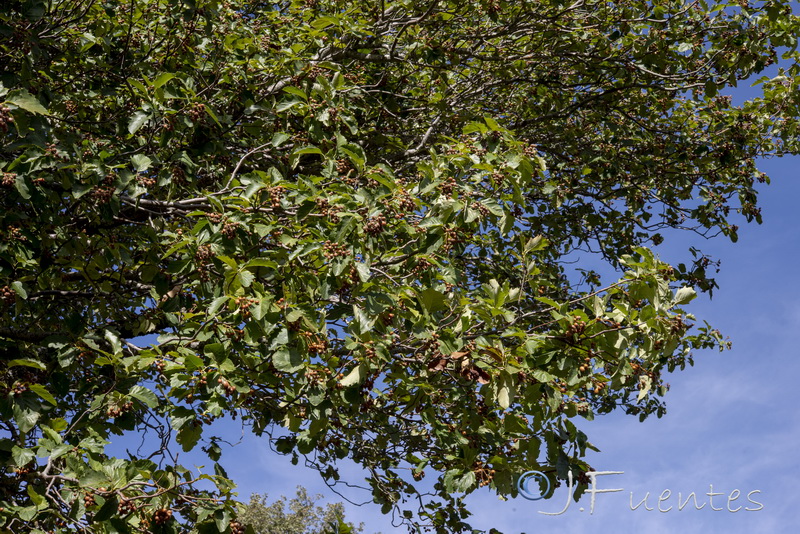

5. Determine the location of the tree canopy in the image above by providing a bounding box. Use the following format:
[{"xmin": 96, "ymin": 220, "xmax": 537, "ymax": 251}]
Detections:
[
  {"xmin": 239, "ymin": 486, "xmax": 364, "ymax": 534},
  {"xmin": 2, "ymin": 0, "xmax": 799, "ymax": 532}
]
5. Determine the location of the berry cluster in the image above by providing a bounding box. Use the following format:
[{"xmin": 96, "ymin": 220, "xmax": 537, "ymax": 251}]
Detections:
[
  {"xmin": 472, "ymin": 461, "xmax": 496, "ymax": 488},
  {"xmin": 588, "ymin": 380, "xmax": 605, "ymax": 395},
  {"xmin": 13, "ymin": 465, "xmax": 32, "ymax": 478},
  {"xmin": 153, "ymin": 508, "xmax": 173, "ymax": 524},
  {"xmin": 554, "ymin": 379, "xmax": 568, "ymax": 394},
  {"xmin": 118, "ymin": 499, "xmax": 136, "ymax": 515},
  {"xmin": 1, "ymin": 172, "xmax": 15, "ymax": 187},
  {"xmin": 565, "ymin": 315, "xmax": 587, "ymax": 337},
  {"xmin": 442, "ymin": 226, "xmax": 465, "ymax": 253},
  {"xmin": 323, "ymin": 240, "xmax": 348, "ymax": 259},
  {"xmin": 217, "ymin": 376, "xmax": 237, "ymax": 396},
  {"xmin": 195, "ymin": 372, "xmax": 209, "ymax": 387},
  {"xmin": 523, "ymin": 144, "xmax": 538, "ymax": 157},
  {"xmin": 191, "ymin": 412, "xmax": 217, "ymax": 427},
  {"xmin": 1, "ymin": 285, "xmax": 15, "ymax": 305},
  {"xmin": 162, "ymin": 115, "xmax": 176, "ymax": 132},
  {"xmin": 363, "ymin": 214, "xmax": 387, "ymax": 236},
  {"xmin": 223, "ymin": 327, "xmax": 244, "ymax": 341},
  {"xmin": 396, "ymin": 190, "xmax": 416, "ymax": 212},
  {"xmin": 171, "ymin": 166, "xmax": 187, "ymax": 185},
  {"xmin": 306, "ymin": 66, "xmax": 327, "ymax": 79},
  {"xmin": 301, "ymin": 331, "xmax": 327, "ymax": 355},
  {"xmin": 658, "ymin": 265, "xmax": 675, "ymax": 280},
  {"xmin": 490, "ymin": 170, "xmax": 504, "ymax": 186},
  {"xmin": 45, "ymin": 143, "xmax": 61, "ymax": 159},
  {"xmin": 221, "ymin": 221, "xmax": 239, "ymax": 239},
  {"xmin": 0, "ymin": 104, "xmax": 13, "ymax": 132},
  {"xmin": 439, "ymin": 176, "xmax": 457, "ymax": 196},
  {"xmin": 106, "ymin": 400, "xmax": 134, "ymax": 418},
  {"xmin": 230, "ymin": 521, "xmax": 246, "ymax": 534},
  {"xmin": 336, "ymin": 158, "xmax": 350, "ymax": 174},
  {"xmin": 195, "ymin": 244, "xmax": 213, "ymax": 263},
  {"xmin": 187, "ymin": 102, "xmax": 205, "ymax": 123},
  {"xmin": 409, "ymin": 257, "xmax": 432, "ymax": 277},
  {"xmin": 669, "ymin": 314, "xmax": 687, "ymax": 334},
  {"xmin": 474, "ymin": 202, "xmax": 491, "ymax": 218},
  {"xmin": 363, "ymin": 342, "xmax": 377, "ymax": 360},
  {"xmin": 316, "ymin": 197, "xmax": 343, "ymax": 223},
  {"xmin": 137, "ymin": 174, "xmax": 156, "ymax": 187},
  {"xmin": 235, "ymin": 296, "xmax": 258, "ymax": 318},
  {"xmin": 90, "ymin": 185, "xmax": 115, "ymax": 203},
  {"xmin": 267, "ymin": 186, "xmax": 285, "ymax": 208},
  {"xmin": 304, "ymin": 367, "xmax": 331, "ymax": 384}
]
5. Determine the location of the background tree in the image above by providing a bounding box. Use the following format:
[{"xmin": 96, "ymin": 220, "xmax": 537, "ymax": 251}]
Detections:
[
  {"xmin": 239, "ymin": 486, "xmax": 364, "ymax": 534},
  {"xmin": 1, "ymin": 0, "xmax": 799, "ymax": 532}
]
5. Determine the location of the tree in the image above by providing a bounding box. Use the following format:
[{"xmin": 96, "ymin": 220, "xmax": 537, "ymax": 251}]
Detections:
[
  {"xmin": 239, "ymin": 486, "xmax": 364, "ymax": 534},
  {"xmin": 1, "ymin": 0, "xmax": 799, "ymax": 532}
]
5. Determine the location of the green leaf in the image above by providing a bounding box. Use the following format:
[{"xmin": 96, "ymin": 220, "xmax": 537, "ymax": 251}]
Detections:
[
  {"xmin": 704, "ymin": 79, "xmax": 718, "ymax": 98},
  {"xmin": 237, "ymin": 269, "xmax": 255, "ymax": 287},
  {"xmin": 340, "ymin": 363, "xmax": 366, "ymax": 387},
  {"xmin": 311, "ymin": 16, "xmax": 339, "ymax": 29},
  {"xmin": 496, "ymin": 373, "xmax": 515, "ymax": 409},
  {"xmin": 272, "ymin": 132, "xmax": 291, "ymax": 147},
  {"xmin": 128, "ymin": 111, "xmax": 150, "ymax": 134},
  {"xmin": 5, "ymin": 88, "xmax": 50, "ymax": 115},
  {"xmin": 673, "ymin": 286, "xmax": 696, "ymax": 305},
  {"xmin": 131, "ymin": 154, "xmax": 153, "ymax": 172},
  {"xmin": 170, "ymin": 407, "xmax": 196, "ymax": 430},
  {"xmin": 444, "ymin": 470, "xmax": 476, "ymax": 493},
  {"xmin": 176, "ymin": 423, "xmax": 202, "ymax": 452},
  {"xmin": 18, "ymin": 505, "xmax": 38, "ymax": 522},
  {"xmin": 129, "ymin": 386, "xmax": 159, "ymax": 408},
  {"xmin": 152, "ymin": 72, "xmax": 176, "ymax": 90},
  {"xmin": 28, "ymin": 384, "xmax": 56, "ymax": 406},
  {"xmin": 292, "ymin": 145, "xmax": 324, "ymax": 156},
  {"xmin": 214, "ymin": 509, "xmax": 231, "ymax": 532},
  {"xmin": 484, "ymin": 116, "xmax": 502, "ymax": 131},
  {"xmin": 418, "ymin": 288, "xmax": 447, "ymax": 313},
  {"xmin": 13, "ymin": 399, "xmax": 41, "ymax": 434},
  {"xmin": 282, "ymin": 87, "xmax": 308, "ymax": 100},
  {"xmin": 273, "ymin": 348, "xmax": 303, "ymax": 372},
  {"xmin": 93, "ymin": 494, "xmax": 119, "ymax": 522},
  {"xmin": 12, "ymin": 445, "xmax": 36, "ymax": 467},
  {"xmin": 14, "ymin": 174, "xmax": 31, "ymax": 199},
  {"xmin": 27, "ymin": 484, "xmax": 46, "ymax": 507},
  {"xmin": 204, "ymin": 343, "xmax": 225, "ymax": 362},
  {"xmin": 208, "ymin": 296, "xmax": 229, "ymax": 315},
  {"xmin": 277, "ymin": 98, "xmax": 303, "ymax": 112},
  {"xmin": 11, "ymin": 281, "xmax": 27, "ymax": 299},
  {"xmin": 7, "ymin": 358, "xmax": 45, "ymax": 370},
  {"xmin": 182, "ymin": 351, "xmax": 204, "ymax": 372}
]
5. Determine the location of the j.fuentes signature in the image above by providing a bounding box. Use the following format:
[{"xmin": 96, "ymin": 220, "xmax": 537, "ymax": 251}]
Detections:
[{"xmin": 517, "ymin": 471, "xmax": 763, "ymax": 515}]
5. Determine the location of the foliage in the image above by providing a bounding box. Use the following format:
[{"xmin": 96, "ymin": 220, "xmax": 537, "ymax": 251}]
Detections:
[
  {"xmin": 1, "ymin": 0, "xmax": 799, "ymax": 532},
  {"xmin": 238, "ymin": 486, "xmax": 364, "ymax": 534}
]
